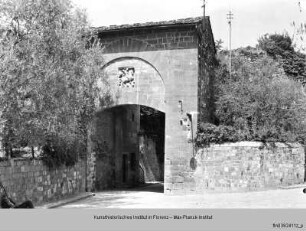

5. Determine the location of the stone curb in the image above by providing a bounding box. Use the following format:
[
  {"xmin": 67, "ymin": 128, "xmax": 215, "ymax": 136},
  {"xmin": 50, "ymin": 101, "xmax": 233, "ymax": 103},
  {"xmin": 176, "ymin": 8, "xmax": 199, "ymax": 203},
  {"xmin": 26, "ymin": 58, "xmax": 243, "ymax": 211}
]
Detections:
[
  {"xmin": 37, "ymin": 192, "xmax": 94, "ymax": 209},
  {"xmin": 278, "ymin": 184, "xmax": 306, "ymax": 190}
]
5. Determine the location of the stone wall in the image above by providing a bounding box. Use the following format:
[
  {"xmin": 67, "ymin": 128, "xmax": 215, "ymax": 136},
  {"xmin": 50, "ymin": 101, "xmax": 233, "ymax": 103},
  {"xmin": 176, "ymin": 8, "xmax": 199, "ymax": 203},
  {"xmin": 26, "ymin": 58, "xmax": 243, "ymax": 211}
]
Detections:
[
  {"xmin": 99, "ymin": 26, "xmax": 198, "ymax": 53},
  {"xmin": 139, "ymin": 135, "xmax": 164, "ymax": 182},
  {"xmin": 93, "ymin": 105, "xmax": 140, "ymax": 190},
  {"xmin": 93, "ymin": 109, "xmax": 116, "ymax": 191},
  {"xmin": 0, "ymin": 158, "xmax": 86, "ymax": 206},
  {"xmin": 86, "ymin": 151, "xmax": 96, "ymax": 192},
  {"xmin": 197, "ymin": 19, "xmax": 218, "ymax": 124},
  {"xmin": 191, "ymin": 142, "xmax": 305, "ymax": 192}
]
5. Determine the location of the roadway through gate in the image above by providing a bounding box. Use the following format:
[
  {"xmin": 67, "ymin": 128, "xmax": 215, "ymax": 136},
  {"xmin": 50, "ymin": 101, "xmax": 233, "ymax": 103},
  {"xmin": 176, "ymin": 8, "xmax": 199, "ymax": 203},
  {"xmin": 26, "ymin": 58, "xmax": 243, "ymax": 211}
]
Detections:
[{"xmin": 59, "ymin": 184, "xmax": 306, "ymax": 209}]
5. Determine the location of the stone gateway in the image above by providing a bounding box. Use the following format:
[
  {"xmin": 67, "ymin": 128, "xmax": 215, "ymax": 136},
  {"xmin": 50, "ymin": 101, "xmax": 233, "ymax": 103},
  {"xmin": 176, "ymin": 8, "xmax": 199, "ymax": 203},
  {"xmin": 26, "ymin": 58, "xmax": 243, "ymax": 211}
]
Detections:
[{"xmin": 88, "ymin": 16, "xmax": 217, "ymax": 194}]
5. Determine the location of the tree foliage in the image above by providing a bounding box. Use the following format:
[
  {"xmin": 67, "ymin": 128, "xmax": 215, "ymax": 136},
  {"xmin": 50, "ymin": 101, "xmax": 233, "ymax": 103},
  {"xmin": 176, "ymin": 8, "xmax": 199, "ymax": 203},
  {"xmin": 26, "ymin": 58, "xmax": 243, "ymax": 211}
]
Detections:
[
  {"xmin": 196, "ymin": 47, "xmax": 306, "ymax": 147},
  {"xmin": 258, "ymin": 33, "xmax": 306, "ymax": 84},
  {"xmin": 0, "ymin": 0, "xmax": 109, "ymax": 165},
  {"xmin": 296, "ymin": 0, "xmax": 306, "ymax": 51}
]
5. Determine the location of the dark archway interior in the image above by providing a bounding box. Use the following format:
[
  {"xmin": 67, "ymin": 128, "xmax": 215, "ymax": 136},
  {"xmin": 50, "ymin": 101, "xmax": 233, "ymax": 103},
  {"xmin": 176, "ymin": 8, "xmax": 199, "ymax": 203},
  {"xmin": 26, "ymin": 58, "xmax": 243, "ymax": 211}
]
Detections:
[{"xmin": 93, "ymin": 104, "xmax": 165, "ymax": 192}]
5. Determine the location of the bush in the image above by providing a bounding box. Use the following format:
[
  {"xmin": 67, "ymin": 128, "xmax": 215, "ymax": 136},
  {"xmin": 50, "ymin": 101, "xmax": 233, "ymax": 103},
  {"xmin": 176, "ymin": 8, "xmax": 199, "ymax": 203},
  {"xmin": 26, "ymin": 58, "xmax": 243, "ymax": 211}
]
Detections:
[
  {"xmin": 196, "ymin": 47, "xmax": 306, "ymax": 147},
  {"xmin": 258, "ymin": 33, "xmax": 306, "ymax": 84},
  {"xmin": 196, "ymin": 123, "xmax": 240, "ymax": 147},
  {"xmin": 40, "ymin": 134, "xmax": 80, "ymax": 169},
  {"xmin": 0, "ymin": 157, "xmax": 8, "ymax": 162}
]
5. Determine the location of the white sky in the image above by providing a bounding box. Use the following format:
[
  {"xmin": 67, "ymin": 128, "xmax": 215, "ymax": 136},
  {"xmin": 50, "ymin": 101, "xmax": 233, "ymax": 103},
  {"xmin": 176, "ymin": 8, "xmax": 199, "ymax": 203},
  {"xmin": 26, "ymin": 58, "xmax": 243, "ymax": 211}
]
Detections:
[{"xmin": 72, "ymin": 0, "xmax": 306, "ymax": 49}]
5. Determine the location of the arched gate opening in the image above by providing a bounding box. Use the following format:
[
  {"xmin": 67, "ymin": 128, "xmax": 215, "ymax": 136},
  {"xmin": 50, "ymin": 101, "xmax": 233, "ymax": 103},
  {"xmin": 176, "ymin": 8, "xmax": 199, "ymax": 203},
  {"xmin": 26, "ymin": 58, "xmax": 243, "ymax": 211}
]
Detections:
[
  {"xmin": 92, "ymin": 104, "xmax": 165, "ymax": 192},
  {"xmin": 89, "ymin": 56, "xmax": 166, "ymax": 192}
]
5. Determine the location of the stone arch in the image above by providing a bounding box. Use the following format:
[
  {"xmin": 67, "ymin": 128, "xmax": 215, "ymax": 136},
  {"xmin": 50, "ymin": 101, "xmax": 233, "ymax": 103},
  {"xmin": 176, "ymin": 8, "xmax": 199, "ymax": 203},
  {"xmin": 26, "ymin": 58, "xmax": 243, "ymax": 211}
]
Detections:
[{"xmin": 100, "ymin": 57, "xmax": 166, "ymax": 112}]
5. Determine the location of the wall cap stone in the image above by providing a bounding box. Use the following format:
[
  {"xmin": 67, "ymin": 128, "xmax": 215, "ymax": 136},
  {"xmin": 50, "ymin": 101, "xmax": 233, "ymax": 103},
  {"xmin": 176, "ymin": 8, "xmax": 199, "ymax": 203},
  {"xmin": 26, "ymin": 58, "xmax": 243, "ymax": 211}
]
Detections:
[{"xmin": 204, "ymin": 141, "xmax": 303, "ymax": 148}]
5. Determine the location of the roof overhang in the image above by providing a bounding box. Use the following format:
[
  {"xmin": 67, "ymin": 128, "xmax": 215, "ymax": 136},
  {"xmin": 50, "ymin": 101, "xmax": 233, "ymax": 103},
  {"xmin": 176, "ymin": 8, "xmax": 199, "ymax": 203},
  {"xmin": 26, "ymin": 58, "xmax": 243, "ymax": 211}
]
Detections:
[{"xmin": 92, "ymin": 16, "xmax": 207, "ymax": 34}]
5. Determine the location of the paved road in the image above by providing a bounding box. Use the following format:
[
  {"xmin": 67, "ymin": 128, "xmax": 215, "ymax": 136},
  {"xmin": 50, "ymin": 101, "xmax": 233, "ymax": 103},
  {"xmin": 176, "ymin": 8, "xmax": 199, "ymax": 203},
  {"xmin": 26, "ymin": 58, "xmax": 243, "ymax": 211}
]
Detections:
[{"xmin": 59, "ymin": 183, "xmax": 306, "ymax": 209}]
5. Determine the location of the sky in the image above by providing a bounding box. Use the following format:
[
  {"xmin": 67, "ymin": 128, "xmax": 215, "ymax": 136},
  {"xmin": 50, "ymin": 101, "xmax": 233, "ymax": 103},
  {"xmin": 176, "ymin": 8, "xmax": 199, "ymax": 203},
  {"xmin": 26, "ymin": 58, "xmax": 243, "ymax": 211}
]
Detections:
[{"xmin": 71, "ymin": 0, "xmax": 306, "ymax": 49}]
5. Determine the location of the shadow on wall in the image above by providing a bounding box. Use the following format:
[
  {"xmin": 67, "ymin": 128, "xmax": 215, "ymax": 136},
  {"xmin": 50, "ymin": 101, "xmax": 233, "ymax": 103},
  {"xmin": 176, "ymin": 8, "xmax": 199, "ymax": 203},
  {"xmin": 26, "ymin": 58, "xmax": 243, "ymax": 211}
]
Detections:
[
  {"xmin": 139, "ymin": 135, "xmax": 164, "ymax": 182},
  {"xmin": 138, "ymin": 106, "xmax": 165, "ymax": 183}
]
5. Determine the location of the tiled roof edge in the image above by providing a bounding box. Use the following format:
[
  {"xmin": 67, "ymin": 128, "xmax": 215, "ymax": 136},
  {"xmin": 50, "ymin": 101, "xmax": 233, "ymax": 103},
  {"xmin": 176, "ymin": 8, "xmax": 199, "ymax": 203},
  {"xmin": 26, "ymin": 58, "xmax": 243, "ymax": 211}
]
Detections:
[{"xmin": 92, "ymin": 16, "xmax": 207, "ymax": 33}]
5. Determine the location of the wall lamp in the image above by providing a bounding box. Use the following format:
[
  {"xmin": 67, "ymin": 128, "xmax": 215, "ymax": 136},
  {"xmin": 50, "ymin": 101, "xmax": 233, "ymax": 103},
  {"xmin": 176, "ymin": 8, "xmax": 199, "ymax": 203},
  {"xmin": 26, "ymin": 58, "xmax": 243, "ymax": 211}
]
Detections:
[{"xmin": 178, "ymin": 100, "xmax": 183, "ymax": 114}]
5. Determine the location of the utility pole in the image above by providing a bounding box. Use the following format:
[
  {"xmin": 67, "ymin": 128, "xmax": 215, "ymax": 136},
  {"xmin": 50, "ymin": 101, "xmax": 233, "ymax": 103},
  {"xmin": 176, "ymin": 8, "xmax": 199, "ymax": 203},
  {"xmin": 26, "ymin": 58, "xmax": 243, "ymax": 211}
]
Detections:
[
  {"xmin": 227, "ymin": 11, "xmax": 234, "ymax": 77},
  {"xmin": 202, "ymin": 0, "xmax": 207, "ymax": 17},
  {"xmin": 202, "ymin": 0, "xmax": 207, "ymax": 26}
]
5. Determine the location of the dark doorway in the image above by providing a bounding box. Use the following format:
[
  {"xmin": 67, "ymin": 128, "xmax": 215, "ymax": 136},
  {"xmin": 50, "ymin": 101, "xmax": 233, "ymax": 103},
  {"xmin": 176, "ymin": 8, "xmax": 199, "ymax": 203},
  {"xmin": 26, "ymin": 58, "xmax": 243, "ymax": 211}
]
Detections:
[
  {"xmin": 122, "ymin": 154, "xmax": 128, "ymax": 183},
  {"xmin": 130, "ymin": 153, "xmax": 136, "ymax": 171},
  {"xmin": 93, "ymin": 104, "xmax": 165, "ymax": 192}
]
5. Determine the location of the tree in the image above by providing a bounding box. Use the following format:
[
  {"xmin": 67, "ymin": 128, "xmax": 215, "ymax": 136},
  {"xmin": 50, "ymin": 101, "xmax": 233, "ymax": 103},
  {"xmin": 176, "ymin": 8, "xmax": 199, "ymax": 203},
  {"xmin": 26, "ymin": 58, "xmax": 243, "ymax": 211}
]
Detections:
[
  {"xmin": 197, "ymin": 47, "xmax": 306, "ymax": 146},
  {"xmin": 0, "ymin": 0, "xmax": 109, "ymax": 164},
  {"xmin": 215, "ymin": 39, "xmax": 224, "ymax": 52},
  {"xmin": 258, "ymin": 33, "xmax": 306, "ymax": 84},
  {"xmin": 295, "ymin": 0, "xmax": 306, "ymax": 51}
]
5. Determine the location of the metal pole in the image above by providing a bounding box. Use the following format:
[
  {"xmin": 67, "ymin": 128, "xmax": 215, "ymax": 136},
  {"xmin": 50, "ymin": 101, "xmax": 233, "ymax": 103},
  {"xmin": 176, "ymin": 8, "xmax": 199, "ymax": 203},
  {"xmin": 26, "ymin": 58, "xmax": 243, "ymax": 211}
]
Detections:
[
  {"xmin": 227, "ymin": 11, "xmax": 234, "ymax": 77},
  {"xmin": 202, "ymin": 0, "xmax": 206, "ymax": 17},
  {"xmin": 202, "ymin": 0, "xmax": 207, "ymax": 26},
  {"xmin": 229, "ymin": 18, "xmax": 232, "ymax": 76}
]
